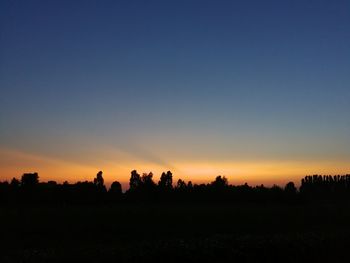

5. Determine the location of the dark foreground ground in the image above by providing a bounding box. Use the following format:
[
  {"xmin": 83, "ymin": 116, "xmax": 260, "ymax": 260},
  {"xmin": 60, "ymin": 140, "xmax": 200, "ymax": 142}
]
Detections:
[{"xmin": 1, "ymin": 202, "xmax": 350, "ymax": 262}]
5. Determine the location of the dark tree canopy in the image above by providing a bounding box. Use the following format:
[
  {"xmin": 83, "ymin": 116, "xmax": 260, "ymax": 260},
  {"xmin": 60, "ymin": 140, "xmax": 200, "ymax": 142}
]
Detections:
[
  {"xmin": 285, "ymin": 182, "xmax": 297, "ymax": 194},
  {"xmin": 141, "ymin": 172, "xmax": 156, "ymax": 189},
  {"xmin": 6, "ymin": 170, "xmax": 350, "ymax": 205},
  {"xmin": 21, "ymin": 173, "xmax": 39, "ymax": 187},
  {"xmin": 129, "ymin": 170, "xmax": 141, "ymax": 191},
  {"xmin": 176, "ymin": 179, "xmax": 187, "ymax": 190},
  {"xmin": 211, "ymin": 176, "xmax": 228, "ymax": 188},
  {"xmin": 110, "ymin": 181, "xmax": 122, "ymax": 195},
  {"xmin": 10, "ymin": 178, "xmax": 20, "ymax": 188},
  {"xmin": 94, "ymin": 171, "xmax": 104, "ymax": 188},
  {"xmin": 158, "ymin": 171, "xmax": 173, "ymax": 190},
  {"xmin": 187, "ymin": 181, "xmax": 193, "ymax": 188}
]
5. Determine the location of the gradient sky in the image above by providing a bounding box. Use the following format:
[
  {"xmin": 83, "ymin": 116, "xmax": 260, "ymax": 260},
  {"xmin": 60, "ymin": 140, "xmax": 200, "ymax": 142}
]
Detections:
[{"xmin": 1, "ymin": 0, "xmax": 350, "ymax": 187}]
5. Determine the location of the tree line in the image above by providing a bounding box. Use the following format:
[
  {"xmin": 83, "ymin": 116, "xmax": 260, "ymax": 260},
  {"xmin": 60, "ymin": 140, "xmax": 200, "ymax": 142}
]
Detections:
[{"xmin": 0, "ymin": 171, "xmax": 349, "ymax": 204}]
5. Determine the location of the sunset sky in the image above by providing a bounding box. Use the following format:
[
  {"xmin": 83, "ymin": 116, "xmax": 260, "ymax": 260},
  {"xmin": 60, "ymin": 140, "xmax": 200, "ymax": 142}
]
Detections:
[{"xmin": 1, "ymin": 1, "xmax": 350, "ymax": 188}]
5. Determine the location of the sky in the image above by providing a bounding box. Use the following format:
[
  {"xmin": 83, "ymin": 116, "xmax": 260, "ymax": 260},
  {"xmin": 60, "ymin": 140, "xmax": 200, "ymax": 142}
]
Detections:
[{"xmin": 1, "ymin": 0, "xmax": 350, "ymax": 188}]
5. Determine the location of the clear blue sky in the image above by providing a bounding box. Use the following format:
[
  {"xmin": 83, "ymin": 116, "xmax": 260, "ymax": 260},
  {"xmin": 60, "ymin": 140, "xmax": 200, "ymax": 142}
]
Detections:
[{"xmin": 1, "ymin": 0, "xmax": 350, "ymax": 184}]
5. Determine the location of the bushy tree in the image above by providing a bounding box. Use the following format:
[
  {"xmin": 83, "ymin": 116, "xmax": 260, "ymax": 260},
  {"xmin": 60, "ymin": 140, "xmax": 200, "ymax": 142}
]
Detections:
[
  {"xmin": 110, "ymin": 181, "xmax": 122, "ymax": 195},
  {"xmin": 21, "ymin": 173, "xmax": 39, "ymax": 187},
  {"xmin": 158, "ymin": 171, "xmax": 173, "ymax": 190},
  {"xmin": 211, "ymin": 176, "xmax": 228, "ymax": 188},
  {"xmin": 176, "ymin": 179, "xmax": 187, "ymax": 190},
  {"xmin": 285, "ymin": 182, "xmax": 296, "ymax": 194},
  {"xmin": 141, "ymin": 172, "xmax": 156, "ymax": 189},
  {"xmin": 109, "ymin": 181, "xmax": 122, "ymax": 201},
  {"xmin": 129, "ymin": 170, "xmax": 141, "ymax": 191}
]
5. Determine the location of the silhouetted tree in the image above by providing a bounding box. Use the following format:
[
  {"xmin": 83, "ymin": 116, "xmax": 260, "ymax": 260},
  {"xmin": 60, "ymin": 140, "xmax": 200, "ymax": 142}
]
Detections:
[
  {"xmin": 187, "ymin": 181, "xmax": 193, "ymax": 189},
  {"xmin": 21, "ymin": 173, "xmax": 39, "ymax": 187},
  {"xmin": 110, "ymin": 181, "xmax": 122, "ymax": 195},
  {"xmin": 94, "ymin": 171, "xmax": 105, "ymax": 188},
  {"xmin": 285, "ymin": 182, "xmax": 296, "ymax": 194},
  {"xmin": 10, "ymin": 178, "xmax": 20, "ymax": 189},
  {"xmin": 141, "ymin": 172, "xmax": 156, "ymax": 189},
  {"xmin": 109, "ymin": 181, "xmax": 122, "ymax": 202},
  {"xmin": 176, "ymin": 179, "xmax": 187, "ymax": 190},
  {"xmin": 211, "ymin": 176, "xmax": 228, "ymax": 188},
  {"xmin": 158, "ymin": 171, "xmax": 173, "ymax": 190},
  {"xmin": 129, "ymin": 170, "xmax": 141, "ymax": 191}
]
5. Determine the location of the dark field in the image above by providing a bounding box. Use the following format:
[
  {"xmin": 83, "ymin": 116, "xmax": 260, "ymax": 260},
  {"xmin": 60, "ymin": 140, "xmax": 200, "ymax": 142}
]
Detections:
[{"xmin": 1, "ymin": 203, "xmax": 350, "ymax": 263}]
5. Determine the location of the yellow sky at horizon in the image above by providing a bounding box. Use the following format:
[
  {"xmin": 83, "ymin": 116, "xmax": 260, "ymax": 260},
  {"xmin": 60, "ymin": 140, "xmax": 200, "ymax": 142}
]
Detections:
[{"xmin": 1, "ymin": 147, "xmax": 350, "ymax": 189}]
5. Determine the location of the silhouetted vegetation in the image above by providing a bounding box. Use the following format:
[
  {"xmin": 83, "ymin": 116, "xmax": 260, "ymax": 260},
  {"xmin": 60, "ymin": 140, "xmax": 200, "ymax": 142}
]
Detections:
[
  {"xmin": 300, "ymin": 174, "xmax": 350, "ymax": 201},
  {"xmin": 2, "ymin": 170, "xmax": 350, "ymax": 205},
  {"xmin": 2, "ymin": 171, "xmax": 350, "ymax": 262}
]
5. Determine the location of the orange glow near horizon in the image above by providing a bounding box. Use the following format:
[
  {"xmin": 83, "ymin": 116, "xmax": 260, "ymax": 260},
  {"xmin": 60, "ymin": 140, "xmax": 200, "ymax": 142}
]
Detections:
[{"xmin": 1, "ymin": 147, "xmax": 350, "ymax": 189}]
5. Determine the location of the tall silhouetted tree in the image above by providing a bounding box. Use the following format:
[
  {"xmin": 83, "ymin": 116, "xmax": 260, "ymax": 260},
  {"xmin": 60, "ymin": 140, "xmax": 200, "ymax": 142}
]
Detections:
[
  {"xmin": 94, "ymin": 171, "xmax": 105, "ymax": 188},
  {"xmin": 129, "ymin": 170, "xmax": 141, "ymax": 191},
  {"xmin": 158, "ymin": 171, "xmax": 173, "ymax": 190},
  {"xmin": 141, "ymin": 172, "xmax": 156, "ymax": 189}
]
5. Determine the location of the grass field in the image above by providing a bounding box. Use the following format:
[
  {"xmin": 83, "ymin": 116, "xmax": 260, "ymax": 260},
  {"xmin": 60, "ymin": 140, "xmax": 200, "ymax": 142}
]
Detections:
[{"xmin": 1, "ymin": 202, "xmax": 350, "ymax": 262}]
